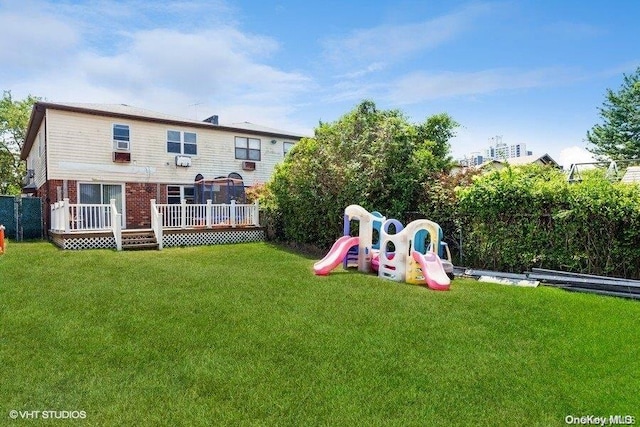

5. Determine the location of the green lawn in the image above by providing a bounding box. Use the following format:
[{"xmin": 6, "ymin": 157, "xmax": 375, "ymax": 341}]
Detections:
[{"xmin": 1, "ymin": 241, "xmax": 639, "ymax": 426}]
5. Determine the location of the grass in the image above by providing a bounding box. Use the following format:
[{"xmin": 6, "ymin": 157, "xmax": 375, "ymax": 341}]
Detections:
[{"xmin": 1, "ymin": 241, "xmax": 639, "ymax": 426}]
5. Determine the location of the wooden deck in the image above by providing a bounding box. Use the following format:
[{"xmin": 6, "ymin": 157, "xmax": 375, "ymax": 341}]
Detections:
[{"xmin": 49, "ymin": 226, "xmax": 265, "ymax": 250}]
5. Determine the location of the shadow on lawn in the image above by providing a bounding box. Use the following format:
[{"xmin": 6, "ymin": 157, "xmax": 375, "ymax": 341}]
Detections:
[{"xmin": 264, "ymin": 241, "xmax": 326, "ymax": 260}]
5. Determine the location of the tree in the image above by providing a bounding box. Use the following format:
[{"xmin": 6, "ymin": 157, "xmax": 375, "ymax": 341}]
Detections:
[
  {"xmin": 266, "ymin": 100, "xmax": 458, "ymax": 247},
  {"xmin": 0, "ymin": 91, "xmax": 40, "ymax": 194},
  {"xmin": 587, "ymin": 67, "xmax": 640, "ymax": 160}
]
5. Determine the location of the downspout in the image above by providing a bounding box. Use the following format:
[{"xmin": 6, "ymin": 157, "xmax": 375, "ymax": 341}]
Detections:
[{"xmin": 43, "ymin": 109, "xmax": 50, "ymax": 238}]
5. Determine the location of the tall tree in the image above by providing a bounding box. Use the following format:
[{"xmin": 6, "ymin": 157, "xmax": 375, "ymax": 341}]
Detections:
[
  {"xmin": 0, "ymin": 91, "xmax": 40, "ymax": 194},
  {"xmin": 587, "ymin": 67, "xmax": 640, "ymax": 160},
  {"xmin": 267, "ymin": 100, "xmax": 458, "ymax": 247}
]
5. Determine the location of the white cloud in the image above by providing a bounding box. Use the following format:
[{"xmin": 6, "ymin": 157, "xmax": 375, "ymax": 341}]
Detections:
[
  {"xmin": 78, "ymin": 27, "xmax": 308, "ymax": 97},
  {"xmin": 545, "ymin": 21, "xmax": 605, "ymax": 39},
  {"xmin": 2, "ymin": 1, "xmax": 314, "ymax": 131},
  {"xmin": 386, "ymin": 67, "xmax": 577, "ymax": 104},
  {"xmin": 0, "ymin": 7, "xmax": 79, "ymax": 74},
  {"xmin": 336, "ymin": 62, "xmax": 387, "ymax": 80},
  {"xmin": 322, "ymin": 2, "xmax": 498, "ymax": 67}
]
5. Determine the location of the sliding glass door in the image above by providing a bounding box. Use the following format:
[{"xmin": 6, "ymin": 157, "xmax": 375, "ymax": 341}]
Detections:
[{"xmin": 78, "ymin": 183, "xmax": 125, "ymax": 228}]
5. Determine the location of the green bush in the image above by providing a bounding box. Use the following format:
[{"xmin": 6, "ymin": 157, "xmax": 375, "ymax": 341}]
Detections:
[
  {"xmin": 457, "ymin": 166, "xmax": 640, "ymax": 278},
  {"xmin": 262, "ymin": 100, "xmax": 640, "ymax": 278},
  {"xmin": 265, "ymin": 101, "xmax": 457, "ymax": 248}
]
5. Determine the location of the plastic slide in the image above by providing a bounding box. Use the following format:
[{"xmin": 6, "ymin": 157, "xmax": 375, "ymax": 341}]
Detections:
[
  {"xmin": 411, "ymin": 251, "xmax": 450, "ymax": 291},
  {"xmin": 314, "ymin": 236, "xmax": 360, "ymax": 275}
]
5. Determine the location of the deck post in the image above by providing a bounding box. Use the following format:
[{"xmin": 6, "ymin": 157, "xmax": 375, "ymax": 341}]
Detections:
[
  {"xmin": 63, "ymin": 198, "xmax": 70, "ymax": 233},
  {"xmin": 181, "ymin": 198, "xmax": 187, "ymax": 229},
  {"xmin": 253, "ymin": 200, "xmax": 260, "ymax": 226},
  {"xmin": 150, "ymin": 199, "xmax": 163, "ymax": 250},
  {"xmin": 110, "ymin": 198, "xmax": 122, "ymax": 251},
  {"xmin": 230, "ymin": 200, "xmax": 236, "ymax": 228},
  {"xmin": 51, "ymin": 202, "xmax": 57, "ymax": 232},
  {"xmin": 206, "ymin": 200, "xmax": 212, "ymax": 228}
]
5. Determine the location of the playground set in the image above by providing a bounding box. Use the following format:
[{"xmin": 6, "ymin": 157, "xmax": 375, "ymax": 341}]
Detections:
[{"xmin": 313, "ymin": 205, "xmax": 453, "ymax": 291}]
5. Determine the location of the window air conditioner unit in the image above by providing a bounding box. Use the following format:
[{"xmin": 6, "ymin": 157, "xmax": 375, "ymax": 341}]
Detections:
[
  {"xmin": 112, "ymin": 151, "xmax": 131, "ymax": 163},
  {"xmin": 23, "ymin": 169, "xmax": 35, "ymax": 186},
  {"xmin": 242, "ymin": 161, "xmax": 256, "ymax": 171},
  {"xmin": 115, "ymin": 140, "xmax": 130, "ymax": 151},
  {"xmin": 175, "ymin": 155, "xmax": 192, "ymax": 167}
]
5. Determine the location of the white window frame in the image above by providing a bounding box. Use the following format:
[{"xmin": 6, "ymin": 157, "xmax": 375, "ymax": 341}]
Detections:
[
  {"xmin": 167, "ymin": 130, "xmax": 197, "ymax": 155},
  {"xmin": 283, "ymin": 141, "xmax": 295, "ymax": 156},
  {"xmin": 38, "ymin": 132, "xmax": 43, "ymax": 157},
  {"xmin": 235, "ymin": 136, "xmax": 261, "ymax": 161},
  {"xmin": 113, "ymin": 124, "xmax": 131, "ymax": 152},
  {"xmin": 167, "ymin": 185, "xmax": 195, "ymax": 204}
]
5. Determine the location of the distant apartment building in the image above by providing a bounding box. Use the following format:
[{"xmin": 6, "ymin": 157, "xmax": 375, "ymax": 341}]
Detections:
[
  {"xmin": 459, "ymin": 136, "xmax": 532, "ymax": 166},
  {"xmin": 463, "ymin": 152, "xmax": 484, "ymax": 166}
]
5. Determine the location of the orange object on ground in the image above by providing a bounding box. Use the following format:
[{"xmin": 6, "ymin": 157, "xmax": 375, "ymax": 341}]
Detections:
[{"xmin": 0, "ymin": 225, "xmax": 5, "ymax": 255}]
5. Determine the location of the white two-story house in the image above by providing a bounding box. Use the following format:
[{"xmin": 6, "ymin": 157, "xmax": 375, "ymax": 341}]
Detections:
[{"xmin": 20, "ymin": 102, "xmax": 303, "ymax": 233}]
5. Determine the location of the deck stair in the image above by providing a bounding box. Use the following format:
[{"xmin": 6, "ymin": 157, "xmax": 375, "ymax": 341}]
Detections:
[{"xmin": 121, "ymin": 229, "xmax": 158, "ymax": 250}]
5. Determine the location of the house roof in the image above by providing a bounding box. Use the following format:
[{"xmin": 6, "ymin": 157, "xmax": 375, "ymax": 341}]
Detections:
[
  {"xmin": 21, "ymin": 101, "xmax": 306, "ymax": 160},
  {"xmin": 502, "ymin": 154, "xmax": 560, "ymax": 167},
  {"xmin": 477, "ymin": 159, "xmax": 504, "ymax": 169},
  {"xmin": 474, "ymin": 154, "xmax": 560, "ymax": 171},
  {"xmin": 621, "ymin": 166, "xmax": 640, "ymax": 183}
]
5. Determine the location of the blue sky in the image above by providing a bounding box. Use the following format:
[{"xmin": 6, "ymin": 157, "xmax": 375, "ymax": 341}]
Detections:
[{"xmin": 1, "ymin": 0, "xmax": 638, "ymax": 167}]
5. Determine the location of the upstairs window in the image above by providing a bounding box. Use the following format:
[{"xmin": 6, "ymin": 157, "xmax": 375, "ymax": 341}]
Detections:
[
  {"xmin": 235, "ymin": 137, "xmax": 261, "ymax": 161},
  {"xmin": 167, "ymin": 130, "xmax": 197, "ymax": 155},
  {"xmin": 283, "ymin": 141, "xmax": 295, "ymax": 156},
  {"xmin": 113, "ymin": 124, "xmax": 130, "ymax": 151},
  {"xmin": 38, "ymin": 132, "xmax": 44, "ymax": 157}
]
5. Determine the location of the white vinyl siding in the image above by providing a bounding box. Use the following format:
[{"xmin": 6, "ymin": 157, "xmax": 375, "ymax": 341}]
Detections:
[
  {"xmin": 26, "ymin": 122, "xmax": 47, "ymax": 189},
  {"xmin": 42, "ymin": 109, "xmax": 298, "ymax": 185}
]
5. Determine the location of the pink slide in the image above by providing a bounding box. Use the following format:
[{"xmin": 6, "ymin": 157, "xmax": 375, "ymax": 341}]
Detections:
[
  {"xmin": 411, "ymin": 251, "xmax": 451, "ymax": 291},
  {"xmin": 314, "ymin": 236, "xmax": 360, "ymax": 275}
]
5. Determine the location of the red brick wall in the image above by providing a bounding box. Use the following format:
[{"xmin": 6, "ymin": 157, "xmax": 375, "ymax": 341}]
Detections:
[
  {"xmin": 37, "ymin": 179, "xmax": 79, "ymax": 233},
  {"xmin": 38, "ymin": 179, "xmax": 78, "ymax": 204},
  {"xmin": 125, "ymin": 183, "xmax": 155, "ymax": 228}
]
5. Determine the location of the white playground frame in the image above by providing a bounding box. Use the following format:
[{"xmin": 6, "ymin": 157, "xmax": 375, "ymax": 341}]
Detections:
[{"xmin": 343, "ymin": 204, "xmax": 445, "ymax": 283}]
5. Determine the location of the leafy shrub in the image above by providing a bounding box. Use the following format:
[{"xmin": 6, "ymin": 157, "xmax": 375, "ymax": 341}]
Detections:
[
  {"xmin": 457, "ymin": 166, "xmax": 640, "ymax": 278},
  {"xmin": 265, "ymin": 101, "xmax": 457, "ymax": 248}
]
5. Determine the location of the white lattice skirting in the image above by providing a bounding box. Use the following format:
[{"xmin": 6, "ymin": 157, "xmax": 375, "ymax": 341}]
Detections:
[
  {"xmin": 50, "ymin": 229, "xmax": 265, "ymax": 250},
  {"xmin": 163, "ymin": 229, "xmax": 265, "ymax": 247},
  {"xmin": 50, "ymin": 234, "xmax": 117, "ymax": 250}
]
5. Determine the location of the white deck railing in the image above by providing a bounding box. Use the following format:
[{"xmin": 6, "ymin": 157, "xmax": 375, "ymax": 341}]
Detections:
[
  {"xmin": 51, "ymin": 198, "xmax": 114, "ymax": 232},
  {"xmin": 153, "ymin": 199, "xmax": 260, "ymax": 229},
  {"xmin": 50, "ymin": 198, "xmax": 259, "ymax": 234}
]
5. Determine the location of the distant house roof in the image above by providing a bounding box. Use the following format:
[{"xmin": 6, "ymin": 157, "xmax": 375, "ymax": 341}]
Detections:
[
  {"xmin": 477, "ymin": 159, "xmax": 505, "ymax": 170},
  {"xmin": 621, "ymin": 166, "xmax": 640, "ymax": 183},
  {"xmin": 473, "ymin": 153, "xmax": 560, "ymax": 172},
  {"xmin": 502, "ymin": 154, "xmax": 560, "ymax": 167},
  {"xmin": 21, "ymin": 102, "xmax": 307, "ymax": 160},
  {"xmin": 227, "ymin": 121, "xmax": 304, "ymax": 137}
]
